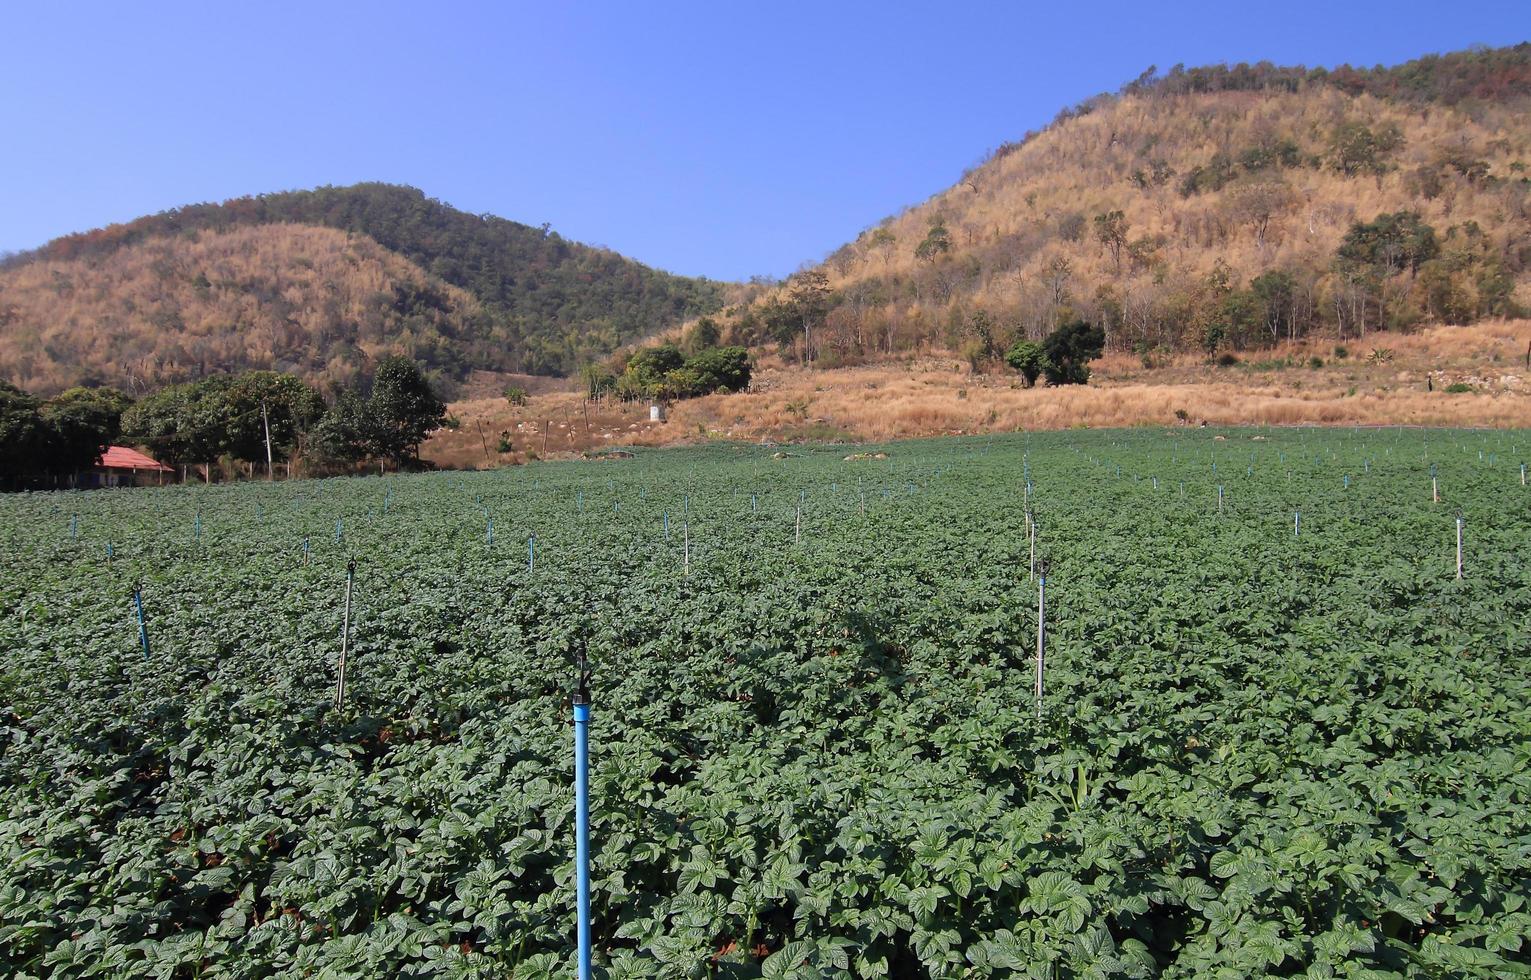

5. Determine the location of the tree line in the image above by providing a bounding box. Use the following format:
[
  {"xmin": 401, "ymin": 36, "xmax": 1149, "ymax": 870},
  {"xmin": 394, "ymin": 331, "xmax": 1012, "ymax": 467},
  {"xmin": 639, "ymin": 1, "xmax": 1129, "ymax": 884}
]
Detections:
[{"xmin": 0, "ymin": 356, "xmax": 448, "ymax": 487}]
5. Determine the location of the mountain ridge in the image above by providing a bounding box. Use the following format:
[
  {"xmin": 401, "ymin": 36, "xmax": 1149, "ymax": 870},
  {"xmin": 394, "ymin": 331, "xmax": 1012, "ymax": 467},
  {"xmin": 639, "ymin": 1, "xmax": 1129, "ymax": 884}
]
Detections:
[
  {"xmin": 0, "ymin": 183, "xmax": 727, "ymax": 393},
  {"xmin": 695, "ymin": 43, "xmax": 1531, "ymax": 370}
]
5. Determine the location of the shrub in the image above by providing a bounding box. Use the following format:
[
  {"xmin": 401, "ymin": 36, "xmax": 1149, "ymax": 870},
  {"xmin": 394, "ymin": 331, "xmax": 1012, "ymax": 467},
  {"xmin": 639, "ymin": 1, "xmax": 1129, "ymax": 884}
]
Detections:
[
  {"xmin": 1041, "ymin": 320, "xmax": 1105, "ymax": 386},
  {"xmin": 618, "ymin": 344, "xmax": 751, "ymax": 401},
  {"xmin": 1445, "ymin": 382, "xmax": 1474, "ymax": 393},
  {"xmin": 1004, "ymin": 341, "xmax": 1048, "ymax": 387},
  {"xmin": 1216, "ymin": 353, "xmax": 1240, "ymax": 367},
  {"xmin": 503, "ymin": 386, "xmax": 528, "ymax": 407},
  {"xmin": 1309, "ymin": 357, "xmax": 1324, "ymax": 369}
]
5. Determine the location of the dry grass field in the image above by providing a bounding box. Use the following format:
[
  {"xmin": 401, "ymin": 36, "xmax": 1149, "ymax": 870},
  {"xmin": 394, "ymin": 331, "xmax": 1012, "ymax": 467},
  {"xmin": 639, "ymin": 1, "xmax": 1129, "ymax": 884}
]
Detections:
[{"xmin": 424, "ymin": 320, "xmax": 1531, "ymax": 468}]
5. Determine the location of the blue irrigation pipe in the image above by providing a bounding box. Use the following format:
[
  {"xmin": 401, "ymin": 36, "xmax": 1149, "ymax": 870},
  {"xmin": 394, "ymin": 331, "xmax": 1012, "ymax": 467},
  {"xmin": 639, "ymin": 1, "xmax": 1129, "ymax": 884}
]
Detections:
[
  {"xmin": 572, "ymin": 648, "xmax": 593, "ymax": 980},
  {"xmin": 528, "ymin": 534, "xmax": 537, "ymax": 571},
  {"xmin": 133, "ymin": 583, "xmax": 150, "ymax": 658}
]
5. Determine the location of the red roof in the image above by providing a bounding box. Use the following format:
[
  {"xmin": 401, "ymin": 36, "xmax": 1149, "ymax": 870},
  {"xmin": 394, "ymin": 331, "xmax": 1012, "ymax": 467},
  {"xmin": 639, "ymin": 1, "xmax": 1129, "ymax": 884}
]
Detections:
[{"xmin": 98, "ymin": 445, "xmax": 173, "ymax": 472}]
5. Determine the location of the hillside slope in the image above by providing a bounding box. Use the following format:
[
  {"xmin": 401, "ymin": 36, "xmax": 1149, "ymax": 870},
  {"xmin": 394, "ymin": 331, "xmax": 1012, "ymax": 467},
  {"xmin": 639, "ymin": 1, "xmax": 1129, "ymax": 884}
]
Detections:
[
  {"xmin": 0, "ymin": 183, "xmax": 725, "ymax": 393},
  {"xmin": 715, "ymin": 45, "xmax": 1531, "ymax": 367}
]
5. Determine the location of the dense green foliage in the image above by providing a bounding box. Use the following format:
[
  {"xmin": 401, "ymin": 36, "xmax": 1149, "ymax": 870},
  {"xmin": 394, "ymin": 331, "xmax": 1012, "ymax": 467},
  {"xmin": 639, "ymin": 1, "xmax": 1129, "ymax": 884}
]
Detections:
[
  {"xmin": 1041, "ymin": 321, "xmax": 1106, "ymax": 386},
  {"xmin": 1003, "ymin": 341, "xmax": 1047, "ymax": 387},
  {"xmin": 2, "ymin": 429, "xmax": 1530, "ymax": 977},
  {"xmin": 10, "ymin": 183, "xmax": 726, "ymax": 376},
  {"xmin": 0, "ymin": 382, "xmax": 132, "ymax": 484},
  {"xmin": 1112, "ymin": 43, "xmax": 1531, "ymax": 112},
  {"xmin": 122, "ymin": 373, "xmax": 327, "ymax": 470},
  {"xmin": 615, "ymin": 345, "xmax": 753, "ymax": 401},
  {"xmin": 115, "ymin": 359, "xmax": 446, "ymax": 473}
]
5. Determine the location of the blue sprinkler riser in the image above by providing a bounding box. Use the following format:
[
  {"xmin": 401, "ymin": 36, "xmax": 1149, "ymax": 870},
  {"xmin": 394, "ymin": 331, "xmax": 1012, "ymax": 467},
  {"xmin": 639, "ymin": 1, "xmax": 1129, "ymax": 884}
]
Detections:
[{"xmin": 573, "ymin": 701, "xmax": 592, "ymax": 980}]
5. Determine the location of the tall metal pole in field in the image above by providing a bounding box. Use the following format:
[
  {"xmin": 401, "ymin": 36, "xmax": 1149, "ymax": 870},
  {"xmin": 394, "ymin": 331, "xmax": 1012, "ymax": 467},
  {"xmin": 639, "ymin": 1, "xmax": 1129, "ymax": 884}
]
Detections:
[
  {"xmin": 571, "ymin": 646, "xmax": 593, "ymax": 980},
  {"xmin": 261, "ymin": 400, "xmax": 274, "ymax": 479},
  {"xmin": 1035, "ymin": 560, "xmax": 1047, "ymax": 721},
  {"xmin": 335, "ymin": 559, "xmax": 355, "ymax": 711},
  {"xmin": 1455, "ymin": 512, "xmax": 1464, "ymax": 580},
  {"xmin": 1028, "ymin": 512, "xmax": 1036, "ymax": 582}
]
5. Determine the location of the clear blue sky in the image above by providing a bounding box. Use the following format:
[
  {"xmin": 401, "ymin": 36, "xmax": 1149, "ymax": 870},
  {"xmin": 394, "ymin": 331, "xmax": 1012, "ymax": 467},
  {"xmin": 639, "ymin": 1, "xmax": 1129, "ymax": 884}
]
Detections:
[{"xmin": 1, "ymin": 1, "xmax": 1525, "ymax": 280}]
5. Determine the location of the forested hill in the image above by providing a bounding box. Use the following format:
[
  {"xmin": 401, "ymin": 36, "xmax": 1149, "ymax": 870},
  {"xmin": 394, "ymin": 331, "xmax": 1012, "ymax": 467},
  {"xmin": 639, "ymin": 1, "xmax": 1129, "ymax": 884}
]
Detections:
[
  {"xmin": 0, "ymin": 183, "xmax": 725, "ymax": 393},
  {"xmin": 709, "ymin": 44, "xmax": 1531, "ymax": 367}
]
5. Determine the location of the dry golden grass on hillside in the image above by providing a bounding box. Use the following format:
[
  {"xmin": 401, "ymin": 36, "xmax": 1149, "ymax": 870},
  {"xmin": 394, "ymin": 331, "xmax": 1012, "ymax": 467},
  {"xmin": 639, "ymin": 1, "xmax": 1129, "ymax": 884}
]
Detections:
[
  {"xmin": 696, "ymin": 85, "xmax": 1529, "ymax": 360},
  {"xmin": 424, "ymin": 321, "xmax": 1531, "ymax": 469},
  {"xmin": 0, "ymin": 224, "xmax": 479, "ymax": 393}
]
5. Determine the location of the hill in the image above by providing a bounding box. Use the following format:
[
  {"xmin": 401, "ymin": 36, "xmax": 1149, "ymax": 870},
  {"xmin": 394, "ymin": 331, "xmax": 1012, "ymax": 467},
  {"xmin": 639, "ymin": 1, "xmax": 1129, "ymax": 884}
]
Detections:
[
  {"xmin": 0, "ymin": 183, "xmax": 725, "ymax": 394},
  {"xmin": 707, "ymin": 45, "xmax": 1531, "ymax": 369}
]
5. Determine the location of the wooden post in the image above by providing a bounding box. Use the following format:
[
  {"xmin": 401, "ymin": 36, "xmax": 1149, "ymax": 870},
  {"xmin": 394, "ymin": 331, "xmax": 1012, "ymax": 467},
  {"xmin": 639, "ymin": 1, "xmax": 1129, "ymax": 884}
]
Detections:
[
  {"xmin": 476, "ymin": 419, "xmax": 492, "ymax": 465},
  {"xmin": 1433, "ymin": 477, "xmax": 1438, "ymax": 503}
]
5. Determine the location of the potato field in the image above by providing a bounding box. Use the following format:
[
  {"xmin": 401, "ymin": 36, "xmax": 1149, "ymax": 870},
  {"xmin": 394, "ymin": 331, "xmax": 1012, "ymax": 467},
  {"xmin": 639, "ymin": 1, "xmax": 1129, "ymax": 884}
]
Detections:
[{"xmin": 2, "ymin": 428, "xmax": 1529, "ymax": 978}]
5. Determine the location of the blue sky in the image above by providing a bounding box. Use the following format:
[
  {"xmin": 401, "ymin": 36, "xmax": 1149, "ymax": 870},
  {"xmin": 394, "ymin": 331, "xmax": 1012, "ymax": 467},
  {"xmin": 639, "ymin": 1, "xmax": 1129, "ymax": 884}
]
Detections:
[{"xmin": 1, "ymin": 1, "xmax": 1525, "ymax": 280}]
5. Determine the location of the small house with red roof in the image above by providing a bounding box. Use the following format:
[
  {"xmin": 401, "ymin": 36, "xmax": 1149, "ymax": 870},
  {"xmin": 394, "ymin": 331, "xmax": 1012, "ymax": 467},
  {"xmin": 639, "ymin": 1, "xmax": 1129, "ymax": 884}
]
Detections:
[{"xmin": 88, "ymin": 446, "xmax": 174, "ymax": 487}]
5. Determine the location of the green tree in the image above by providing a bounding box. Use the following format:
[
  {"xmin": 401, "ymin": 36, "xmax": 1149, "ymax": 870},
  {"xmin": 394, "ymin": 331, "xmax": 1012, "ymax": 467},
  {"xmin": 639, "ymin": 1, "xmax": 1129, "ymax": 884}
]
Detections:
[
  {"xmin": 914, "ymin": 220, "xmax": 953, "ymax": 262},
  {"xmin": 38, "ymin": 387, "xmax": 133, "ymax": 474},
  {"xmin": 787, "ymin": 269, "xmax": 832, "ymax": 364},
  {"xmin": 1042, "ymin": 320, "xmax": 1106, "ymax": 385},
  {"xmin": 685, "ymin": 347, "xmax": 752, "ymax": 393},
  {"xmin": 1004, "ymin": 341, "xmax": 1049, "ymax": 387},
  {"xmin": 120, "ymin": 377, "xmax": 238, "ymax": 468},
  {"xmin": 0, "ymin": 382, "xmax": 45, "ymax": 481},
  {"xmin": 619, "ymin": 344, "xmax": 687, "ymax": 398},
  {"xmin": 1338, "ymin": 211, "xmax": 1439, "ymax": 277},
  {"xmin": 223, "ymin": 372, "xmax": 325, "ymax": 466},
  {"xmin": 1251, "ymin": 270, "xmax": 1296, "ymax": 343},
  {"xmin": 1329, "ymin": 121, "xmax": 1404, "ymax": 176},
  {"xmin": 312, "ymin": 390, "xmax": 373, "ymax": 465},
  {"xmin": 1093, "ymin": 210, "xmax": 1129, "ymax": 272},
  {"xmin": 367, "ymin": 356, "xmax": 447, "ymax": 465},
  {"xmin": 684, "ymin": 317, "xmax": 722, "ymax": 355}
]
